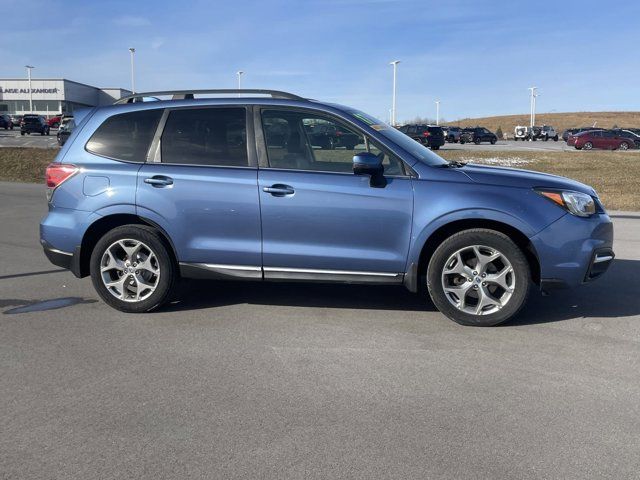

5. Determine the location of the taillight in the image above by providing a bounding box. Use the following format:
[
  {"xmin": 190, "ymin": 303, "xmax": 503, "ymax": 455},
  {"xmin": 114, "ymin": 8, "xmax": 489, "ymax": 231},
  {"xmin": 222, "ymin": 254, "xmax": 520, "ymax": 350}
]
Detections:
[{"xmin": 45, "ymin": 163, "xmax": 78, "ymax": 201}]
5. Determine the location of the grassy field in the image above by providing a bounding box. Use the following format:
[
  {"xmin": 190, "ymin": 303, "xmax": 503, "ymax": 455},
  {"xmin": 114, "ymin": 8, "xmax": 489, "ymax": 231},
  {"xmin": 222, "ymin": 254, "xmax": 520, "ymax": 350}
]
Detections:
[
  {"xmin": 444, "ymin": 111, "xmax": 640, "ymax": 137},
  {"xmin": 0, "ymin": 147, "xmax": 638, "ymax": 210}
]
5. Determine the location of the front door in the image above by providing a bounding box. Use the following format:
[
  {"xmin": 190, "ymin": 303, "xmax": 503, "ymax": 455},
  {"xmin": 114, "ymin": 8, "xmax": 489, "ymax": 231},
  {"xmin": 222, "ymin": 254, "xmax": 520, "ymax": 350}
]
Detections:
[
  {"xmin": 136, "ymin": 106, "xmax": 262, "ymax": 277},
  {"xmin": 257, "ymin": 108, "xmax": 414, "ymax": 281}
]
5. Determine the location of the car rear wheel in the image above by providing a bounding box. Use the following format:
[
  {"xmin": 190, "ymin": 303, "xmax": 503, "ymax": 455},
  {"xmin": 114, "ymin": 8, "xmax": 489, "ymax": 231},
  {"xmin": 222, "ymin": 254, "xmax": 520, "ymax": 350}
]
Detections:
[
  {"xmin": 553, "ymin": 135, "xmax": 558, "ymax": 141},
  {"xmin": 90, "ymin": 225, "xmax": 176, "ymax": 313},
  {"xmin": 490, "ymin": 138, "xmax": 496, "ymax": 145},
  {"xmin": 474, "ymin": 138, "xmax": 481, "ymax": 145},
  {"xmin": 427, "ymin": 229, "xmax": 530, "ymax": 326},
  {"xmin": 584, "ymin": 141, "xmax": 593, "ymax": 150},
  {"xmin": 619, "ymin": 142, "xmax": 629, "ymax": 150}
]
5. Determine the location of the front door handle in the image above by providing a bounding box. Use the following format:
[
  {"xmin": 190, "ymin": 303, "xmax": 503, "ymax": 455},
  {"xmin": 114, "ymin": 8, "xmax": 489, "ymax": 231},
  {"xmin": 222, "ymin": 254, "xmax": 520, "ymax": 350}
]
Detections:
[
  {"xmin": 144, "ymin": 176, "xmax": 174, "ymax": 187},
  {"xmin": 263, "ymin": 184, "xmax": 295, "ymax": 196}
]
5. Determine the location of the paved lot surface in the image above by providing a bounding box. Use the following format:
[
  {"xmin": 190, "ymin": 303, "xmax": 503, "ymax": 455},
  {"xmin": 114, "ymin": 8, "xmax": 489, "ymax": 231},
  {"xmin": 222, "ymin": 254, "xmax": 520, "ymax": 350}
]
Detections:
[
  {"xmin": 0, "ymin": 127, "xmax": 58, "ymax": 149},
  {"xmin": 1, "ymin": 182, "xmax": 639, "ymax": 479}
]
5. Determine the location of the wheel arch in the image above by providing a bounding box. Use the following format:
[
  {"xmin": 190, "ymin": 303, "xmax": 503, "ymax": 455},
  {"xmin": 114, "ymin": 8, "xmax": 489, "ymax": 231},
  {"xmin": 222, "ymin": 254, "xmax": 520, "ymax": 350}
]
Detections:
[
  {"xmin": 77, "ymin": 213, "xmax": 178, "ymax": 278},
  {"xmin": 405, "ymin": 218, "xmax": 540, "ymax": 292}
]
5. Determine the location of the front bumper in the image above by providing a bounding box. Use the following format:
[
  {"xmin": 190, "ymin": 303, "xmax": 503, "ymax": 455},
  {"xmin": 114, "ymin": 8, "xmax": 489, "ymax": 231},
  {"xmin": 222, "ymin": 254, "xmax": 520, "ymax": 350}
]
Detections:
[{"xmin": 531, "ymin": 212, "xmax": 614, "ymax": 290}]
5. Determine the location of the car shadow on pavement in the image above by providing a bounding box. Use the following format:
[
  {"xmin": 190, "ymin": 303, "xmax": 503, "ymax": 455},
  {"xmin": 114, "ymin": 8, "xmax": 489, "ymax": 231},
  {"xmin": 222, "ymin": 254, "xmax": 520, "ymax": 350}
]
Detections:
[
  {"xmin": 166, "ymin": 259, "xmax": 640, "ymax": 324},
  {"xmin": 509, "ymin": 258, "xmax": 640, "ymax": 326}
]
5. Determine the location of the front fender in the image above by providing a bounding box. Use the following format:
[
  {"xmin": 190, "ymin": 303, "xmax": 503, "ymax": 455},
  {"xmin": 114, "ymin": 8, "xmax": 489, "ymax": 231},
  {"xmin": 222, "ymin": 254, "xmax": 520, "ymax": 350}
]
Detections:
[{"xmin": 406, "ymin": 207, "xmax": 539, "ymax": 268}]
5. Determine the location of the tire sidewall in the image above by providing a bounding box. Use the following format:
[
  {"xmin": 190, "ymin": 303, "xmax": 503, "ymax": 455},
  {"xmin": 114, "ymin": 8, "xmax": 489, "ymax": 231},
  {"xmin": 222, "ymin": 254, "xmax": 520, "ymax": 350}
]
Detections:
[
  {"xmin": 427, "ymin": 229, "xmax": 531, "ymax": 326},
  {"xmin": 90, "ymin": 225, "xmax": 175, "ymax": 313}
]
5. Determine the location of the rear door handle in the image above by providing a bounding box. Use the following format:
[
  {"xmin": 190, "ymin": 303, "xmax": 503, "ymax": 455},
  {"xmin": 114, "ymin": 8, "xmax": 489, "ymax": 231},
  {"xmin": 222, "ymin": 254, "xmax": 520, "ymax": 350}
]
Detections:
[
  {"xmin": 144, "ymin": 176, "xmax": 174, "ymax": 187},
  {"xmin": 263, "ymin": 184, "xmax": 295, "ymax": 196}
]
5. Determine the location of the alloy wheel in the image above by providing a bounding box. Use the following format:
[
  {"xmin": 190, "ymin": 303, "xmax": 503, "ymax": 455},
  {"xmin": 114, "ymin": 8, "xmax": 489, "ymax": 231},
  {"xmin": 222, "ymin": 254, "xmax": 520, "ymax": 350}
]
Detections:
[
  {"xmin": 100, "ymin": 239, "xmax": 160, "ymax": 302},
  {"xmin": 440, "ymin": 245, "xmax": 515, "ymax": 316}
]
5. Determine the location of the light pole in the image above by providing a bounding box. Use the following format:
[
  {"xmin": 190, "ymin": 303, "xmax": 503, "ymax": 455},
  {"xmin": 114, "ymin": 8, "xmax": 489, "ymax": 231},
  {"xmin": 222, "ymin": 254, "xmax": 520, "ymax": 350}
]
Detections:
[
  {"xmin": 25, "ymin": 65, "xmax": 34, "ymax": 113},
  {"xmin": 389, "ymin": 60, "xmax": 400, "ymax": 126},
  {"xmin": 129, "ymin": 48, "xmax": 136, "ymax": 93},
  {"xmin": 528, "ymin": 86, "xmax": 538, "ymax": 129},
  {"xmin": 435, "ymin": 100, "xmax": 440, "ymax": 126},
  {"xmin": 237, "ymin": 71, "xmax": 244, "ymax": 90}
]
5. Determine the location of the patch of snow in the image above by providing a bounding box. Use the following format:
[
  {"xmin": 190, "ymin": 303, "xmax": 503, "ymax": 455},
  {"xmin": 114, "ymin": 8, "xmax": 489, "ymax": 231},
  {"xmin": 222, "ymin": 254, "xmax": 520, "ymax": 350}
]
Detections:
[{"xmin": 462, "ymin": 157, "xmax": 533, "ymax": 167}]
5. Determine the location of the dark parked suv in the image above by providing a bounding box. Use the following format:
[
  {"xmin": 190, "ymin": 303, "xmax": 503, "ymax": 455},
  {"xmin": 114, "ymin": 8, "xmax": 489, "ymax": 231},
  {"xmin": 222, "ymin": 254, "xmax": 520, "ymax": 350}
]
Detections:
[
  {"xmin": 0, "ymin": 114, "xmax": 13, "ymax": 130},
  {"xmin": 398, "ymin": 124, "xmax": 445, "ymax": 150},
  {"xmin": 460, "ymin": 127, "xmax": 497, "ymax": 145},
  {"xmin": 40, "ymin": 89, "xmax": 613, "ymax": 327},
  {"xmin": 20, "ymin": 115, "xmax": 50, "ymax": 136}
]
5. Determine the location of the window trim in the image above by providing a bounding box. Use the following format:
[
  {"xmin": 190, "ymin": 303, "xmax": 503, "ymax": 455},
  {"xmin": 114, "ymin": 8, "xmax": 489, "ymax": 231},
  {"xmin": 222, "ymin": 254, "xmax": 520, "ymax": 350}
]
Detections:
[{"xmin": 255, "ymin": 106, "xmax": 411, "ymax": 178}]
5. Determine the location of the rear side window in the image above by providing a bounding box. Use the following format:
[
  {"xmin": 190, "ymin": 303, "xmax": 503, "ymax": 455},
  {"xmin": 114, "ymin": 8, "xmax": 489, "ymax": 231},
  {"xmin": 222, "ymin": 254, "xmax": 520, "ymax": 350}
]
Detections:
[
  {"xmin": 160, "ymin": 108, "xmax": 248, "ymax": 167},
  {"xmin": 86, "ymin": 109, "xmax": 162, "ymax": 162}
]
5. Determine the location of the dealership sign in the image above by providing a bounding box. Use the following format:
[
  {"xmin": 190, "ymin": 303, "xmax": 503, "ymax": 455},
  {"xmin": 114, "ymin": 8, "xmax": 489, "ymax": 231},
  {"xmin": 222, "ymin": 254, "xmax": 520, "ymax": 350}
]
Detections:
[{"xmin": 0, "ymin": 87, "xmax": 59, "ymax": 94}]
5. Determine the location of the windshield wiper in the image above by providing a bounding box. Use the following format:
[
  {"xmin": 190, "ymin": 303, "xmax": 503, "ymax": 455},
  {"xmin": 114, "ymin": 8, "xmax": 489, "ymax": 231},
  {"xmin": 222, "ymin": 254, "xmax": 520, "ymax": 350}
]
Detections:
[{"xmin": 437, "ymin": 161, "xmax": 466, "ymax": 168}]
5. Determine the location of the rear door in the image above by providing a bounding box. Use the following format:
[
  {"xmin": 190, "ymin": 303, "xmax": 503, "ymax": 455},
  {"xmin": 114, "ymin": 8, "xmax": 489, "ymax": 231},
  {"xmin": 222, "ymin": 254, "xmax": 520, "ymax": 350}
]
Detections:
[
  {"xmin": 136, "ymin": 106, "xmax": 262, "ymax": 276},
  {"xmin": 256, "ymin": 108, "xmax": 414, "ymax": 280}
]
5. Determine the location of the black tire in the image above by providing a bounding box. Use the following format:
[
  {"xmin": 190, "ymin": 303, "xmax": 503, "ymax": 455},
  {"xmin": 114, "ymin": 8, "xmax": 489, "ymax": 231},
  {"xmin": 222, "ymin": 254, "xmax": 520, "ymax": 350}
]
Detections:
[
  {"xmin": 474, "ymin": 138, "xmax": 481, "ymax": 145},
  {"xmin": 460, "ymin": 139, "xmax": 465, "ymax": 144},
  {"xmin": 90, "ymin": 225, "xmax": 176, "ymax": 313},
  {"xmin": 432, "ymin": 146, "xmax": 440, "ymax": 150},
  {"xmin": 490, "ymin": 138, "xmax": 496, "ymax": 145},
  {"xmin": 619, "ymin": 142, "xmax": 629, "ymax": 151},
  {"xmin": 426, "ymin": 229, "xmax": 531, "ymax": 326},
  {"xmin": 543, "ymin": 136, "xmax": 549, "ymax": 142},
  {"xmin": 583, "ymin": 141, "xmax": 593, "ymax": 150},
  {"xmin": 553, "ymin": 135, "xmax": 558, "ymax": 141},
  {"xmin": 20, "ymin": 131, "xmax": 25, "ymax": 136}
]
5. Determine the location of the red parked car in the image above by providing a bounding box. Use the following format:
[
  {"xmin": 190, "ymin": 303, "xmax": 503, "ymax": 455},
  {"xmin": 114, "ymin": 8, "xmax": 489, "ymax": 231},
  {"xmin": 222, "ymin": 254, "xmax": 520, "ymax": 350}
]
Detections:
[
  {"xmin": 571, "ymin": 130, "xmax": 636, "ymax": 150},
  {"xmin": 47, "ymin": 115, "xmax": 63, "ymax": 128}
]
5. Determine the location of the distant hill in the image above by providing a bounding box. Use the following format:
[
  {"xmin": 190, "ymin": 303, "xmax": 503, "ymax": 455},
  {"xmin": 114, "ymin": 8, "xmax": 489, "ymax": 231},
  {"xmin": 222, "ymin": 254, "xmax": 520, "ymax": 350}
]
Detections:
[{"xmin": 443, "ymin": 112, "xmax": 640, "ymax": 135}]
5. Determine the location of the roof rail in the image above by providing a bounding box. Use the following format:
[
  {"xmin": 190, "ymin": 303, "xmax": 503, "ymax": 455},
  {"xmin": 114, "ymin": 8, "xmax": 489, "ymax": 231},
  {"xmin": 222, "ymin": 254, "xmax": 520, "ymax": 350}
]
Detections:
[{"xmin": 114, "ymin": 89, "xmax": 304, "ymax": 105}]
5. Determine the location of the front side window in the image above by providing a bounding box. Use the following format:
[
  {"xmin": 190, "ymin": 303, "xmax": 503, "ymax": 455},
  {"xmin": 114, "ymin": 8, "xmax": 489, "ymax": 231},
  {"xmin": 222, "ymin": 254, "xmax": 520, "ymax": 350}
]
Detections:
[
  {"xmin": 160, "ymin": 107, "xmax": 248, "ymax": 167},
  {"xmin": 86, "ymin": 109, "xmax": 162, "ymax": 162},
  {"xmin": 261, "ymin": 110, "xmax": 405, "ymax": 176}
]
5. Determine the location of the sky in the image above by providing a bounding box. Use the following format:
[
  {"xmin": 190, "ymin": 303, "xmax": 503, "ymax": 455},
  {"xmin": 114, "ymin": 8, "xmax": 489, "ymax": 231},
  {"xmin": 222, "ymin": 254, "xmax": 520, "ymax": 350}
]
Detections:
[{"xmin": 2, "ymin": 0, "xmax": 639, "ymax": 123}]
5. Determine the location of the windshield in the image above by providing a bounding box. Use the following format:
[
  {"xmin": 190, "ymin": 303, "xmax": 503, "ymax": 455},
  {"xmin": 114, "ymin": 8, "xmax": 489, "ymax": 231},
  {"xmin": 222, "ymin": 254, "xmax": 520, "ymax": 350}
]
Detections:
[{"xmin": 345, "ymin": 109, "xmax": 448, "ymax": 167}]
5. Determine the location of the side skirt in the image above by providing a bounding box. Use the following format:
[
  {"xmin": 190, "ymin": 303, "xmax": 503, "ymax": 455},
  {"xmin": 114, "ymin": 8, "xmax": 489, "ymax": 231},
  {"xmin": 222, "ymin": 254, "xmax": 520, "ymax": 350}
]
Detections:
[{"xmin": 179, "ymin": 263, "xmax": 404, "ymax": 285}]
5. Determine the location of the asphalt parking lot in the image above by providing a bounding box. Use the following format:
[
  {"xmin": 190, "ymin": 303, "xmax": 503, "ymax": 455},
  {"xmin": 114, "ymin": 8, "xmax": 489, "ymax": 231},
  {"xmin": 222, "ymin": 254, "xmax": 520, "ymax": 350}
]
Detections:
[
  {"xmin": 1, "ymin": 181, "xmax": 640, "ymax": 479},
  {"xmin": 0, "ymin": 127, "xmax": 59, "ymax": 149}
]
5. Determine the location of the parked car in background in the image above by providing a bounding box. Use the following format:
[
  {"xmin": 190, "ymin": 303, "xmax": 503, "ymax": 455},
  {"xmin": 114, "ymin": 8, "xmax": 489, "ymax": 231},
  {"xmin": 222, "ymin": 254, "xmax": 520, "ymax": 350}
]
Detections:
[
  {"xmin": 460, "ymin": 127, "xmax": 497, "ymax": 145},
  {"xmin": 39, "ymin": 88, "xmax": 614, "ymax": 327},
  {"xmin": 540, "ymin": 125, "xmax": 559, "ymax": 141},
  {"xmin": 398, "ymin": 124, "xmax": 445, "ymax": 150},
  {"xmin": 562, "ymin": 127, "xmax": 602, "ymax": 142},
  {"xmin": 443, "ymin": 126, "xmax": 462, "ymax": 143},
  {"xmin": 514, "ymin": 125, "xmax": 537, "ymax": 141},
  {"xmin": 10, "ymin": 115, "xmax": 23, "ymax": 128},
  {"xmin": 47, "ymin": 115, "xmax": 64, "ymax": 128},
  {"xmin": 572, "ymin": 130, "xmax": 635, "ymax": 150},
  {"xmin": 612, "ymin": 129, "xmax": 640, "ymax": 148},
  {"xmin": 0, "ymin": 114, "xmax": 13, "ymax": 130},
  {"xmin": 305, "ymin": 121, "xmax": 360, "ymax": 149},
  {"xmin": 20, "ymin": 114, "xmax": 50, "ymax": 136},
  {"xmin": 57, "ymin": 117, "xmax": 75, "ymax": 146}
]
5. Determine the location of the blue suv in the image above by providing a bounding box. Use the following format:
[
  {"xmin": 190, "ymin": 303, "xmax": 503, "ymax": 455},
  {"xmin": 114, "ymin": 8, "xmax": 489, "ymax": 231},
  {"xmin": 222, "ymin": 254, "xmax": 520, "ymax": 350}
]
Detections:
[{"xmin": 40, "ymin": 89, "xmax": 614, "ymax": 326}]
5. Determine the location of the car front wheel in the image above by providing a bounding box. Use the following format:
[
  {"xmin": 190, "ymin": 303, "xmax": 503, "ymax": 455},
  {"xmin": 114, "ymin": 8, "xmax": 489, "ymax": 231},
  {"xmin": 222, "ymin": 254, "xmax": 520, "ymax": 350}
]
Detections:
[
  {"xmin": 427, "ymin": 229, "xmax": 530, "ymax": 326},
  {"xmin": 90, "ymin": 225, "xmax": 176, "ymax": 313},
  {"xmin": 619, "ymin": 142, "xmax": 629, "ymax": 150}
]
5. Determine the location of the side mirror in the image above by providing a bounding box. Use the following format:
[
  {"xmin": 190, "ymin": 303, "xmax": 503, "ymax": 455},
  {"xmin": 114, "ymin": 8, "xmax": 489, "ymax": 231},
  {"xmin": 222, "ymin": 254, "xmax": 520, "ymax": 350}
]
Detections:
[{"xmin": 353, "ymin": 152, "xmax": 386, "ymax": 188}]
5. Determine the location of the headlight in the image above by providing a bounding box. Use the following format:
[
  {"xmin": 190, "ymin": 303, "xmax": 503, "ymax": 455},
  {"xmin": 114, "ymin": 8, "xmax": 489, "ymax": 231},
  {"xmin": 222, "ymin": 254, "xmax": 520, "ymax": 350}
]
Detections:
[{"xmin": 535, "ymin": 189, "xmax": 596, "ymax": 217}]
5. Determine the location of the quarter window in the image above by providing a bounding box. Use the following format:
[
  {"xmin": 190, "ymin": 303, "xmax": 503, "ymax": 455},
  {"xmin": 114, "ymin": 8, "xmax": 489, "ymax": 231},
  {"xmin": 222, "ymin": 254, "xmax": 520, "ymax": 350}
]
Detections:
[
  {"xmin": 86, "ymin": 109, "xmax": 162, "ymax": 162},
  {"xmin": 160, "ymin": 108, "xmax": 248, "ymax": 167},
  {"xmin": 261, "ymin": 110, "xmax": 405, "ymax": 176}
]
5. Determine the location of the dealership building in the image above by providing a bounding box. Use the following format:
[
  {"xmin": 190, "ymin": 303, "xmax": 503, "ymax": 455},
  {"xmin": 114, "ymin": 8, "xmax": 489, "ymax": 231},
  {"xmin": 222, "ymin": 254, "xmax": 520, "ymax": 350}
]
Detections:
[{"xmin": 0, "ymin": 78, "xmax": 131, "ymax": 117}]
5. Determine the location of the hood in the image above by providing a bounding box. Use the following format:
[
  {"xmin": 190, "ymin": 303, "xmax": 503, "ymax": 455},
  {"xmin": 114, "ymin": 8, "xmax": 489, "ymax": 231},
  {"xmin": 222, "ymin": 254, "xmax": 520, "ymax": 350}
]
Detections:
[{"xmin": 459, "ymin": 164, "xmax": 596, "ymax": 196}]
